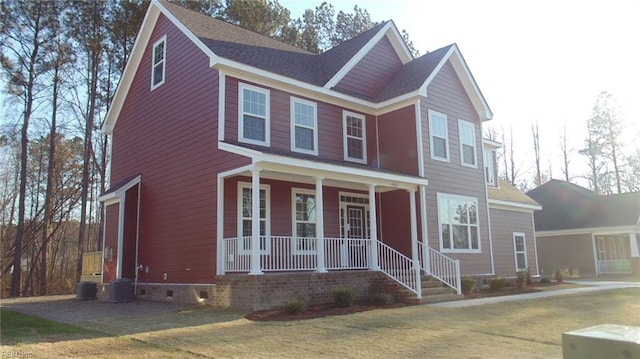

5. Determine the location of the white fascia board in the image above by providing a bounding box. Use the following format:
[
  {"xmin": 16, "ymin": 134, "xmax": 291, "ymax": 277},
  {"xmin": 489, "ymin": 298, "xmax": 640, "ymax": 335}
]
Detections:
[
  {"xmin": 420, "ymin": 44, "xmax": 493, "ymax": 122},
  {"xmin": 102, "ymin": 4, "xmax": 160, "ymax": 134},
  {"xmin": 215, "ymin": 59, "xmax": 421, "ymax": 116},
  {"xmin": 102, "ymin": 0, "xmax": 219, "ymax": 135},
  {"xmin": 218, "ymin": 141, "xmax": 428, "ymax": 189},
  {"xmin": 98, "ymin": 175, "xmax": 141, "ymax": 203},
  {"xmin": 385, "ymin": 22, "xmax": 414, "ymax": 64},
  {"xmin": 483, "ymin": 138, "xmax": 502, "ymax": 149},
  {"xmin": 536, "ymin": 225, "xmax": 640, "ymax": 237},
  {"xmin": 488, "ymin": 199, "xmax": 541, "ymax": 212},
  {"xmin": 324, "ymin": 22, "xmax": 395, "ymax": 89}
]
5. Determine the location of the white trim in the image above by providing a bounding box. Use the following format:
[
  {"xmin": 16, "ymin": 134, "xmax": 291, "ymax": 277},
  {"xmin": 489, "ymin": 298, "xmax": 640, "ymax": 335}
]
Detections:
[
  {"xmin": 216, "ymin": 173, "xmax": 225, "ymax": 275},
  {"xmin": 151, "ymin": 35, "xmax": 167, "ymax": 90},
  {"xmin": 415, "ymin": 101, "xmax": 425, "ymax": 177},
  {"xmin": 342, "ymin": 111, "xmax": 367, "ymax": 164},
  {"xmin": 315, "ymin": 177, "xmax": 327, "ymax": 272},
  {"xmin": 591, "ymin": 233, "xmax": 599, "ymax": 275},
  {"xmin": 458, "ymin": 119, "xmax": 477, "ymax": 168},
  {"xmin": 483, "ymin": 149, "xmax": 497, "ymax": 186},
  {"xmin": 630, "ymin": 233, "xmax": 639, "ymax": 257},
  {"xmin": 536, "ymin": 225, "xmax": 640, "ymax": 237},
  {"xmin": 420, "ymin": 45, "xmax": 493, "ymax": 121},
  {"xmin": 428, "ymin": 109, "xmax": 449, "ymax": 162},
  {"xmin": 290, "ymin": 97, "xmax": 318, "ymax": 155},
  {"xmin": 488, "ymin": 199, "xmax": 542, "ymax": 212},
  {"xmin": 368, "ymin": 184, "xmax": 379, "ymax": 270},
  {"xmin": 218, "ymin": 141, "xmax": 428, "ymax": 189},
  {"xmin": 531, "ymin": 212, "xmax": 540, "ymax": 276},
  {"xmin": 513, "ymin": 232, "xmax": 527, "ymax": 271},
  {"xmin": 98, "ymin": 175, "xmax": 142, "ymax": 204},
  {"xmin": 218, "ymin": 71, "xmax": 226, "ymax": 141},
  {"xmin": 291, "ymin": 188, "xmax": 317, "ymax": 255},
  {"xmin": 324, "ymin": 22, "xmax": 412, "ymax": 89},
  {"xmin": 483, "ymin": 169, "xmax": 496, "ymax": 275},
  {"xmin": 437, "ymin": 192, "xmax": 481, "ymax": 253},
  {"xmin": 237, "ymin": 181, "xmax": 271, "ymax": 255},
  {"xmin": 238, "ymin": 83, "xmax": 270, "ymax": 146}
]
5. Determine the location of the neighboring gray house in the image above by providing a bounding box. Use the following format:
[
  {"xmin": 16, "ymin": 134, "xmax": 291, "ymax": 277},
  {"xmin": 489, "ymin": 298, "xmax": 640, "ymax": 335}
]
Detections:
[{"xmin": 527, "ymin": 180, "xmax": 640, "ymax": 276}]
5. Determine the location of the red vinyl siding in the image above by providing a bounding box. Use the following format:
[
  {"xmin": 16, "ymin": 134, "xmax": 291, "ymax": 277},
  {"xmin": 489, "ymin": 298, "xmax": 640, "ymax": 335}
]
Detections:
[
  {"xmin": 379, "ymin": 190, "xmax": 412, "ymax": 257},
  {"xmin": 377, "ymin": 106, "xmax": 419, "ymax": 175},
  {"xmin": 110, "ymin": 14, "xmax": 249, "ymax": 284},
  {"xmin": 103, "ymin": 203, "xmax": 119, "ymax": 283},
  {"xmin": 335, "ymin": 37, "xmax": 403, "ymax": 99},
  {"xmin": 421, "ymin": 60, "xmax": 492, "ymax": 276},
  {"xmin": 122, "ymin": 185, "xmax": 139, "ymax": 281}
]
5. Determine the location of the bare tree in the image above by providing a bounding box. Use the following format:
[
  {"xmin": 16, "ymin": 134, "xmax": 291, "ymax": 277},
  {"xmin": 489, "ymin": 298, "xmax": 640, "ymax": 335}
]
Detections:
[
  {"xmin": 559, "ymin": 123, "xmax": 571, "ymax": 182},
  {"xmin": 531, "ymin": 121, "xmax": 542, "ymax": 186}
]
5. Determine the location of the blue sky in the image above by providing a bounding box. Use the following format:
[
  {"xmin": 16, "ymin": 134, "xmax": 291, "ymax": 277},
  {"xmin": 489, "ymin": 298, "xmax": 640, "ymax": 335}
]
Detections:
[{"xmin": 281, "ymin": 0, "xmax": 640, "ymax": 183}]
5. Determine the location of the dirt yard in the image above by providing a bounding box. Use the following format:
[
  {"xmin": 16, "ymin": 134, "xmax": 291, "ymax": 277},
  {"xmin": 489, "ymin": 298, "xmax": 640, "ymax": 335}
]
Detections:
[{"xmin": 2, "ymin": 286, "xmax": 639, "ymax": 358}]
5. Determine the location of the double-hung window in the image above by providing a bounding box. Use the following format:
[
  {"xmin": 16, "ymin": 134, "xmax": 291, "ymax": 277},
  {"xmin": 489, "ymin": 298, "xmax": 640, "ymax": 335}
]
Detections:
[
  {"xmin": 438, "ymin": 193, "xmax": 480, "ymax": 252},
  {"xmin": 429, "ymin": 110, "xmax": 449, "ymax": 161},
  {"xmin": 292, "ymin": 189, "xmax": 317, "ymax": 254},
  {"xmin": 151, "ymin": 35, "xmax": 166, "ymax": 89},
  {"xmin": 458, "ymin": 120, "xmax": 477, "ymax": 167},
  {"xmin": 343, "ymin": 111, "xmax": 366, "ymax": 163},
  {"xmin": 484, "ymin": 149, "xmax": 496, "ymax": 186},
  {"xmin": 513, "ymin": 233, "xmax": 527, "ymax": 270},
  {"xmin": 238, "ymin": 183, "xmax": 270, "ymax": 254},
  {"xmin": 291, "ymin": 98, "xmax": 318, "ymax": 155},
  {"xmin": 239, "ymin": 83, "xmax": 270, "ymax": 146}
]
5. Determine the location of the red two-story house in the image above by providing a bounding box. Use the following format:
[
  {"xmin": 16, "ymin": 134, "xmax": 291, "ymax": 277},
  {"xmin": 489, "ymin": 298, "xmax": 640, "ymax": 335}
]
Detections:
[{"xmin": 98, "ymin": 0, "xmax": 540, "ymax": 310}]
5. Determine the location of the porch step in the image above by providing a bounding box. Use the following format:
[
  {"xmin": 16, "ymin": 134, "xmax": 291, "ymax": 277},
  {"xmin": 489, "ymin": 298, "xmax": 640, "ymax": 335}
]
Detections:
[{"xmin": 388, "ymin": 275, "xmax": 463, "ymax": 305}]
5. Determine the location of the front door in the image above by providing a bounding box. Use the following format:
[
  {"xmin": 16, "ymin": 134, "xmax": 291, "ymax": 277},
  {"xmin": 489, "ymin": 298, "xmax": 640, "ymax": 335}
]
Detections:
[{"xmin": 340, "ymin": 203, "xmax": 369, "ymax": 268}]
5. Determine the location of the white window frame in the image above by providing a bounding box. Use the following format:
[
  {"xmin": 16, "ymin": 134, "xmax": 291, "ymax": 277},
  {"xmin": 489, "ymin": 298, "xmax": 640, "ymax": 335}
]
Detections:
[
  {"xmin": 237, "ymin": 182, "xmax": 271, "ymax": 255},
  {"xmin": 342, "ymin": 111, "xmax": 367, "ymax": 164},
  {"xmin": 483, "ymin": 149, "xmax": 496, "ymax": 186},
  {"xmin": 151, "ymin": 35, "xmax": 167, "ymax": 90},
  {"xmin": 291, "ymin": 188, "xmax": 317, "ymax": 254},
  {"xmin": 290, "ymin": 97, "xmax": 318, "ymax": 155},
  {"xmin": 458, "ymin": 119, "xmax": 477, "ymax": 168},
  {"xmin": 437, "ymin": 193, "xmax": 481, "ymax": 253},
  {"xmin": 239, "ymin": 83, "xmax": 270, "ymax": 146},
  {"xmin": 428, "ymin": 109, "xmax": 449, "ymax": 162},
  {"xmin": 513, "ymin": 232, "xmax": 527, "ymax": 271}
]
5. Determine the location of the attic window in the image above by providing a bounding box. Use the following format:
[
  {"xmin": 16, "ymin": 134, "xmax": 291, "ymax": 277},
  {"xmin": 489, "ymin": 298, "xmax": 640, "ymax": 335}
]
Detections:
[
  {"xmin": 239, "ymin": 83, "xmax": 270, "ymax": 146},
  {"xmin": 151, "ymin": 35, "xmax": 166, "ymax": 90}
]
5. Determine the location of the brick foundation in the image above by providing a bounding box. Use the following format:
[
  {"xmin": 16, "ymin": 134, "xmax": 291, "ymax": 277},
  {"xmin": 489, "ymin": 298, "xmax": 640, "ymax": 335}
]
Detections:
[{"xmin": 97, "ymin": 270, "xmax": 387, "ymax": 310}]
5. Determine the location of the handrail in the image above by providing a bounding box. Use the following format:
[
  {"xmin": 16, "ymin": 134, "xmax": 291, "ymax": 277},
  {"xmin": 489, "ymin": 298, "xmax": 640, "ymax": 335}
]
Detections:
[
  {"xmin": 377, "ymin": 240, "xmax": 420, "ymax": 296},
  {"xmin": 426, "ymin": 246, "xmax": 461, "ymax": 294}
]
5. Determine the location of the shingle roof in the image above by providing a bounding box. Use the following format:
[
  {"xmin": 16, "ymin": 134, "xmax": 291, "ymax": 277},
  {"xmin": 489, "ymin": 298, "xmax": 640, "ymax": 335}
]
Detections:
[
  {"xmin": 526, "ymin": 179, "xmax": 640, "ymax": 231},
  {"xmin": 158, "ymin": 0, "xmax": 450, "ymax": 100},
  {"xmin": 488, "ymin": 179, "xmax": 540, "ymax": 207}
]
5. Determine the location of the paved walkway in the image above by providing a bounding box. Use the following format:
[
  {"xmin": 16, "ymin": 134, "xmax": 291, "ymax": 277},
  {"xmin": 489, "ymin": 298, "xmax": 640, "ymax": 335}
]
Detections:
[{"xmin": 431, "ymin": 280, "xmax": 640, "ymax": 308}]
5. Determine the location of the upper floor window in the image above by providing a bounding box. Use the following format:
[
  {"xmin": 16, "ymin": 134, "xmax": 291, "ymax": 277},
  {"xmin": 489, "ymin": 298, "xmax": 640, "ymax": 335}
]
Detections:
[
  {"xmin": 292, "ymin": 189, "xmax": 317, "ymax": 254},
  {"xmin": 429, "ymin": 110, "xmax": 449, "ymax": 162},
  {"xmin": 239, "ymin": 83, "xmax": 270, "ymax": 146},
  {"xmin": 484, "ymin": 149, "xmax": 496, "ymax": 186},
  {"xmin": 291, "ymin": 97, "xmax": 318, "ymax": 155},
  {"xmin": 151, "ymin": 36, "xmax": 166, "ymax": 90},
  {"xmin": 343, "ymin": 111, "xmax": 366, "ymax": 164},
  {"xmin": 458, "ymin": 120, "xmax": 477, "ymax": 167},
  {"xmin": 437, "ymin": 193, "xmax": 480, "ymax": 252}
]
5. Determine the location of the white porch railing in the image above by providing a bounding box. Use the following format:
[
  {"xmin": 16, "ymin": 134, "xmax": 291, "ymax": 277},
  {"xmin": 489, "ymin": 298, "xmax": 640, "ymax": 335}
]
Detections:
[
  {"xmin": 598, "ymin": 259, "xmax": 631, "ymax": 274},
  {"xmin": 223, "ymin": 236, "xmax": 454, "ymax": 297},
  {"xmin": 419, "ymin": 242, "xmax": 461, "ymax": 295},
  {"xmin": 377, "ymin": 240, "xmax": 420, "ymax": 295}
]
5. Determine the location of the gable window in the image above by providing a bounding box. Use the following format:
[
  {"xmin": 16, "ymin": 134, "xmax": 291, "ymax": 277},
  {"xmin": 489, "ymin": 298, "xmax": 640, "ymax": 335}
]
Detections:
[
  {"xmin": 239, "ymin": 83, "xmax": 270, "ymax": 146},
  {"xmin": 238, "ymin": 182, "xmax": 270, "ymax": 254},
  {"xmin": 151, "ymin": 36, "xmax": 166, "ymax": 89},
  {"xmin": 429, "ymin": 110, "xmax": 449, "ymax": 161},
  {"xmin": 484, "ymin": 149, "xmax": 496, "ymax": 186},
  {"xmin": 292, "ymin": 189, "xmax": 316, "ymax": 253},
  {"xmin": 343, "ymin": 111, "xmax": 366, "ymax": 163},
  {"xmin": 291, "ymin": 98, "xmax": 318, "ymax": 155},
  {"xmin": 513, "ymin": 233, "xmax": 527, "ymax": 270},
  {"xmin": 458, "ymin": 120, "xmax": 477, "ymax": 167},
  {"xmin": 437, "ymin": 193, "xmax": 480, "ymax": 252}
]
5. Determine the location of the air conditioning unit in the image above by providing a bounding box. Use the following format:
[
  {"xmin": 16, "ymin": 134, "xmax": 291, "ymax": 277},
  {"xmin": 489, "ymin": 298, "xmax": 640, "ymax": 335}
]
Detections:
[
  {"xmin": 76, "ymin": 281, "xmax": 97, "ymax": 300},
  {"xmin": 108, "ymin": 278, "xmax": 133, "ymax": 303}
]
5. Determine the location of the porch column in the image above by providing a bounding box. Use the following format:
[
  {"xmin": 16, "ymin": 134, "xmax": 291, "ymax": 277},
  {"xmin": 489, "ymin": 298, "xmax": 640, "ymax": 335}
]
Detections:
[
  {"xmin": 630, "ymin": 233, "xmax": 639, "ymax": 257},
  {"xmin": 249, "ymin": 168, "xmax": 263, "ymax": 275},
  {"xmin": 368, "ymin": 184, "xmax": 379, "ymax": 270},
  {"xmin": 408, "ymin": 188, "xmax": 422, "ymax": 298},
  {"xmin": 420, "ymin": 186, "xmax": 430, "ymax": 274},
  {"xmin": 315, "ymin": 177, "xmax": 327, "ymax": 273}
]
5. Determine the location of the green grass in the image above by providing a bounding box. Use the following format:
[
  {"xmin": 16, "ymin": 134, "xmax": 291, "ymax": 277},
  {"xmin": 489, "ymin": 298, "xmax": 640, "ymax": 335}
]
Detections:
[{"xmin": 1, "ymin": 309, "xmax": 102, "ymax": 344}]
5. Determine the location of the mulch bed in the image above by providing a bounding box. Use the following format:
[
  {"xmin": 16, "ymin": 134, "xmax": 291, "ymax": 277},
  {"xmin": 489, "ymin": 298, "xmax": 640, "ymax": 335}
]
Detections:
[{"xmin": 245, "ymin": 282, "xmax": 566, "ymax": 321}]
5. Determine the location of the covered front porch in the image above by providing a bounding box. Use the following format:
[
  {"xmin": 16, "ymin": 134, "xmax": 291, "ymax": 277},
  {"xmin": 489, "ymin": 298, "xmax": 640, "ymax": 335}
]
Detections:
[
  {"xmin": 215, "ymin": 147, "xmax": 460, "ymax": 297},
  {"xmin": 595, "ymin": 232, "xmax": 640, "ymax": 275}
]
